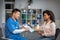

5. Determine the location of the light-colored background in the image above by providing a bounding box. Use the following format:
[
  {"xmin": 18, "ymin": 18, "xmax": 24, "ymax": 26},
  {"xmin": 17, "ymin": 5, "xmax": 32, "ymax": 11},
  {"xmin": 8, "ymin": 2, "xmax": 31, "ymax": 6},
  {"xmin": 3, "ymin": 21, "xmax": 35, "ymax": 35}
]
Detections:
[
  {"xmin": 0, "ymin": 0, "xmax": 60, "ymax": 40},
  {"xmin": 0, "ymin": 0, "xmax": 60, "ymax": 28}
]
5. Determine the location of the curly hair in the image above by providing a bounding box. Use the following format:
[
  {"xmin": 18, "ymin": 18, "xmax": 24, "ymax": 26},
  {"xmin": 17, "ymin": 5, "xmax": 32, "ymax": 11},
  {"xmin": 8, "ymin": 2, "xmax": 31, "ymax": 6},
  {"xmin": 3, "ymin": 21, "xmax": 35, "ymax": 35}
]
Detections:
[{"xmin": 43, "ymin": 10, "xmax": 55, "ymax": 22}]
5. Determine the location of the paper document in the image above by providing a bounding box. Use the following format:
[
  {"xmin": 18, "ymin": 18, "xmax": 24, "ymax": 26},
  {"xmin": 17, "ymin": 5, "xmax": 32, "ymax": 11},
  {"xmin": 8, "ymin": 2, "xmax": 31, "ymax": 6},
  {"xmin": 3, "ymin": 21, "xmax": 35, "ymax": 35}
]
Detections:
[{"xmin": 23, "ymin": 24, "xmax": 34, "ymax": 32}]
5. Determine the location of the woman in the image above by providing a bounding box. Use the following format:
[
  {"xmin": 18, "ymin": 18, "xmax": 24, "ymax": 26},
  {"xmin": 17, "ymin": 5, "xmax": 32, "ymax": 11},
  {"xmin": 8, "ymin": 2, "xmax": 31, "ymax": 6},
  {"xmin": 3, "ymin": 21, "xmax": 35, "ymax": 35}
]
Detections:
[{"xmin": 35, "ymin": 10, "xmax": 56, "ymax": 40}]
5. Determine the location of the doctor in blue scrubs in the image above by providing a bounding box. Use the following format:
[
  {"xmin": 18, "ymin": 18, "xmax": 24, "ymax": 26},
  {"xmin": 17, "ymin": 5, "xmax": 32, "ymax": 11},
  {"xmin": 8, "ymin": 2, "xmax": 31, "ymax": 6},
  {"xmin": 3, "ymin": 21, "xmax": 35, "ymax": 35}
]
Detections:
[{"xmin": 5, "ymin": 8, "xmax": 29, "ymax": 40}]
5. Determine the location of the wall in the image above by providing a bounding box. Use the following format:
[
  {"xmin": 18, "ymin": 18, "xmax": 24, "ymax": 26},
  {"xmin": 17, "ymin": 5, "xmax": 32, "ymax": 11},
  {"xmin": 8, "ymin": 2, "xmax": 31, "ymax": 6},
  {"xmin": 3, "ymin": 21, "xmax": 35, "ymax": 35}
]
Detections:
[
  {"xmin": 15, "ymin": 0, "xmax": 60, "ymax": 28},
  {"xmin": 0, "ymin": 0, "xmax": 2, "ymax": 27},
  {"xmin": 0, "ymin": 0, "xmax": 59, "ymax": 28},
  {"xmin": 0, "ymin": 0, "xmax": 5, "ymax": 28},
  {"xmin": 0, "ymin": 0, "xmax": 60, "ymax": 28}
]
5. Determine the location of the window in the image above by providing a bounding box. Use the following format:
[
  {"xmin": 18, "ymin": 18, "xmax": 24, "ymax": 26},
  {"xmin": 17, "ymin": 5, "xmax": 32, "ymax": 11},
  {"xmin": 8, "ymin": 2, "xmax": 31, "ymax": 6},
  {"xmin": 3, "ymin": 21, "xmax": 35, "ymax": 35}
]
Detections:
[
  {"xmin": 5, "ymin": 0, "xmax": 15, "ymax": 21},
  {"xmin": 5, "ymin": 4, "xmax": 14, "ymax": 9},
  {"xmin": 5, "ymin": 0, "xmax": 15, "ymax": 2}
]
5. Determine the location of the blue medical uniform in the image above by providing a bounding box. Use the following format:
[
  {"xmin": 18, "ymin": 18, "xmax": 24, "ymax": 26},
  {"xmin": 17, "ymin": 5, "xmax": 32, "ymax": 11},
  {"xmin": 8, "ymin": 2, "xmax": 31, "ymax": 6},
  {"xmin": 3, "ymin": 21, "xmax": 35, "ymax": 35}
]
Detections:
[{"xmin": 5, "ymin": 17, "xmax": 28, "ymax": 40}]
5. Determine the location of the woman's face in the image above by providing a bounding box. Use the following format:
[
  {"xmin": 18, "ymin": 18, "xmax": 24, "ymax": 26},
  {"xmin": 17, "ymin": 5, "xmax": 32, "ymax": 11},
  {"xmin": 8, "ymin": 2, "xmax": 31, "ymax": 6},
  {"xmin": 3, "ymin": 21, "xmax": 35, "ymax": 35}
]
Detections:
[{"xmin": 43, "ymin": 13, "xmax": 50, "ymax": 20}]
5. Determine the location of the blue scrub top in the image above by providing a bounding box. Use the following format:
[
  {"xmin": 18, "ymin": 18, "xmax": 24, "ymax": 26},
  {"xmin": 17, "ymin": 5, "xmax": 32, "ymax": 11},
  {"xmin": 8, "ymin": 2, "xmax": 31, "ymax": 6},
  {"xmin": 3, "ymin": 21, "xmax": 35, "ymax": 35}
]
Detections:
[{"xmin": 5, "ymin": 17, "xmax": 28, "ymax": 40}]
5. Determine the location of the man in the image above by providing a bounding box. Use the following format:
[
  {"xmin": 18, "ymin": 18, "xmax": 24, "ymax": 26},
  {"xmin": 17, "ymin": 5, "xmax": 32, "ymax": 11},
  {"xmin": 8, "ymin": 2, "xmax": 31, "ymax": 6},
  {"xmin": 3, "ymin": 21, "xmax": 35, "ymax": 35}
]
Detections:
[{"xmin": 5, "ymin": 8, "xmax": 29, "ymax": 40}]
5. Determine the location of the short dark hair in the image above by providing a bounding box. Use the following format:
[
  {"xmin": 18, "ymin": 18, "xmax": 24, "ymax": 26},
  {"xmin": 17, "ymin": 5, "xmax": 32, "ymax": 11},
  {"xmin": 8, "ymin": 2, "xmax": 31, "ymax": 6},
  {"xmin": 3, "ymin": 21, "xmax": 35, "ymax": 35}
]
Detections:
[
  {"xmin": 43, "ymin": 10, "xmax": 55, "ymax": 22},
  {"xmin": 12, "ymin": 8, "xmax": 21, "ymax": 15}
]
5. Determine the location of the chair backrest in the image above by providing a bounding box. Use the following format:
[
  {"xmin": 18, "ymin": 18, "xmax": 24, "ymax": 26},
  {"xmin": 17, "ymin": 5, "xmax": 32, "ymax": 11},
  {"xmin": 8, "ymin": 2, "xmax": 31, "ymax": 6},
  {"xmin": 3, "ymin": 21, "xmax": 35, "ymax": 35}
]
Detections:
[
  {"xmin": 1, "ymin": 23, "xmax": 12, "ymax": 40},
  {"xmin": 0, "ymin": 28, "xmax": 3, "ymax": 37},
  {"xmin": 55, "ymin": 28, "xmax": 60, "ymax": 39},
  {"xmin": 56, "ymin": 33, "xmax": 60, "ymax": 40},
  {"xmin": 1, "ymin": 23, "xmax": 6, "ymax": 38}
]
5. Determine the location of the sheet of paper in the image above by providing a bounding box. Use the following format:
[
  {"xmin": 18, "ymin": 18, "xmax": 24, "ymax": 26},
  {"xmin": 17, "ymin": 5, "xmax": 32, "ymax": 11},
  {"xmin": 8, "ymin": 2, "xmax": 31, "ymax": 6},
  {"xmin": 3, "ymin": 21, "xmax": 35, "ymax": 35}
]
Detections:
[{"xmin": 23, "ymin": 24, "xmax": 34, "ymax": 32}]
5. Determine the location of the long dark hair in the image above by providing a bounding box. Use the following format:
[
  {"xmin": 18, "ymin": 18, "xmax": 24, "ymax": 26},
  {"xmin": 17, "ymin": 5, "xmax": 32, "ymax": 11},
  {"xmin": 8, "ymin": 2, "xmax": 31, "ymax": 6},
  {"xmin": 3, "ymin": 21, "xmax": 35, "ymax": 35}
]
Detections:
[{"xmin": 43, "ymin": 10, "xmax": 55, "ymax": 22}]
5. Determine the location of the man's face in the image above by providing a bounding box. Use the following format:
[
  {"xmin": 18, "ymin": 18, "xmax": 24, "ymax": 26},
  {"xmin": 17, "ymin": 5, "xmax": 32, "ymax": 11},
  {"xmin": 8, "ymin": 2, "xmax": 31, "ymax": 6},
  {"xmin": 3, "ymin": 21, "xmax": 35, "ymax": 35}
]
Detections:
[{"xmin": 14, "ymin": 11, "xmax": 20, "ymax": 19}]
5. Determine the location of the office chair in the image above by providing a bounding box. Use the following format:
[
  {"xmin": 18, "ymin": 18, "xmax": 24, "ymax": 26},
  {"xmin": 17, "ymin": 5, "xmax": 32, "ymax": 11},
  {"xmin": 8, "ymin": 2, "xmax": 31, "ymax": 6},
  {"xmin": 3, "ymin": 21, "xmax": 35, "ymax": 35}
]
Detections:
[
  {"xmin": 0, "ymin": 24, "xmax": 13, "ymax": 40},
  {"xmin": 55, "ymin": 28, "xmax": 60, "ymax": 40}
]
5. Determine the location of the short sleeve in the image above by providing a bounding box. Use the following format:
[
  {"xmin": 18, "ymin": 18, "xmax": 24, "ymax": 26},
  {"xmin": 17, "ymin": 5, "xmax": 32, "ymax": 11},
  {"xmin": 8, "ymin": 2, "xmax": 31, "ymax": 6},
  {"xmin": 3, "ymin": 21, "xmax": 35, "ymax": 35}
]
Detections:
[{"xmin": 6, "ymin": 21, "xmax": 17, "ymax": 33}]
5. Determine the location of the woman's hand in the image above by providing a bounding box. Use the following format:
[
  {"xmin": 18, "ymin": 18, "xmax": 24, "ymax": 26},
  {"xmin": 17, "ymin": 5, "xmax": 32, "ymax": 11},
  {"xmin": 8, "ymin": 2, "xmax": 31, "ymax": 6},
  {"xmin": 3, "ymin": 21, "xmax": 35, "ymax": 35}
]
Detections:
[
  {"xmin": 33, "ymin": 26, "xmax": 40, "ymax": 31},
  {"xmin": 24, "ymin": 27, "xmax": 29, "ymax": 31},
  {"xmin": 37, "ymin": 30, "xmax": 44, "ymax": 35}
]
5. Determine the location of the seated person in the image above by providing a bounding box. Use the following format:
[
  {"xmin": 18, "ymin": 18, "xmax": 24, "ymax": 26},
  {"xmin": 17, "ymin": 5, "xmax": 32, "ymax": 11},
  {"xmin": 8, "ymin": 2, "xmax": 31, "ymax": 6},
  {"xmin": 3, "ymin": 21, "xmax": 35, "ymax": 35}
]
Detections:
[
  {"xmin": 34, "ymin": 10, "xmax": 56, "ymax": 40},
  {"xmin": 5, "ymin": 8, "xmax": 29, "ymax": 40}
]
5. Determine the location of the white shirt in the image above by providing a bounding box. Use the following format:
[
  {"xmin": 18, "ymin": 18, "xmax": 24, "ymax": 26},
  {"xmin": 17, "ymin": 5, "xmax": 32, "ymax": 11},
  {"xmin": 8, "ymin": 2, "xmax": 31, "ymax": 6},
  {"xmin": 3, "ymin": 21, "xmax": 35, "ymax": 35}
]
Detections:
[
  {"xmin": 41, "ymin": 21, "xmax": 56, "ymax": 36},
  {"xmin": 13, "ymin": 29, "xmax": 25, "ymax": 34},
  {"xmin": 13, "ymin": 25, "xmax": 25, "ymax": 34}
]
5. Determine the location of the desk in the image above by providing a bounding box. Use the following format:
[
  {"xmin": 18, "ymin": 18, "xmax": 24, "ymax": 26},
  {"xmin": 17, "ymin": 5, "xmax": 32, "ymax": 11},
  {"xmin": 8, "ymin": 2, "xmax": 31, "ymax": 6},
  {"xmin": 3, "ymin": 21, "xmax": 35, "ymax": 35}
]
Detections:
[{"xmin": 21, "ymin": 32, "xmax": 40, "ymax": 40}]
